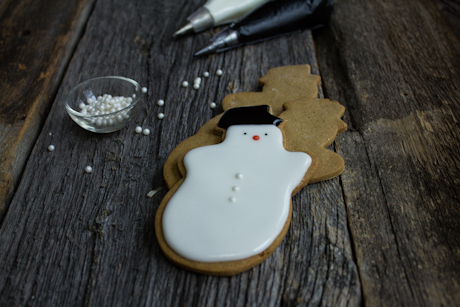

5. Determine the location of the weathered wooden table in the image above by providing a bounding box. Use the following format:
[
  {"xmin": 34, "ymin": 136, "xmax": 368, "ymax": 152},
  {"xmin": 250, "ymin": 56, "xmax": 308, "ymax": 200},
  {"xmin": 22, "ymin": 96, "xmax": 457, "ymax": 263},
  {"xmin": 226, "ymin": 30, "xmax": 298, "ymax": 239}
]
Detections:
[{"xmin": 1, "ymin": 0, "xmax": 459, "ymax": 306}]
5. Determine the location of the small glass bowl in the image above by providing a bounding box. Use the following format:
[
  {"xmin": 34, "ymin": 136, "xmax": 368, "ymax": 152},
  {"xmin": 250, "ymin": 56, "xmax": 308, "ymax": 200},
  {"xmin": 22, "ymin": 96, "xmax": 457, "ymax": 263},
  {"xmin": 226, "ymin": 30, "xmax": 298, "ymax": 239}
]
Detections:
[{"xmin": 65, "ymin": 76, "xmax": 143, "ymax": 133}]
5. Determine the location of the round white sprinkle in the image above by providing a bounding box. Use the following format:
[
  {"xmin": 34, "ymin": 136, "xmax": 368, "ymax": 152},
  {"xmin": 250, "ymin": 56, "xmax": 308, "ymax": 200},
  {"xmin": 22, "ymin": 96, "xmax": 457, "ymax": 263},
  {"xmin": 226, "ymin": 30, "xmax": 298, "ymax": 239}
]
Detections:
[
  {"xmin": 182, "ymin": 81, "xmax": 189, "ymax": 88},
  {"xmin": 48, "ymin": 145, "xmax": 55, "ymax": 152},
  {"xmin": 236, "ymin": 173, "xmax": 243, "ymax": 179},
  {"xmin": 135, "ymin": 126, "xmax": 142, "ymax": 133},
  {"xmin": 209, "ymin": 102, "xmax": 216, "ymax": 109},
  {"xmin": 216, "ymin": 69, "xmax": 223, "ymax": 76},
  {"xmin": 142, "ymin": 87, "xmax": 148, "ymax": 93},
  {"xmin": 194, "ymin": 77, "xmax": 201, "ymax": 84},
  {"xmin": 203, "ymin": 71, "xmax": 210, "ymax": 77},
  {"xmin": 193, "ymin": 83, "xmax": 200, "ymax": 90},
  {"xmin": 143, "ymin": 128, "xmax": 150, "ymax": 136},
  {"xmin": 79, "ymin": 103, "xmax": 86, "ymax": 109},
  {"xmin": 232, "ymin": 186, "xmax": 240, "ymax": 191},
  {"xmin": 229, "ymin": 197, "xmax": 237, "ymax": 203},
  {"xmin": 85, "ymin": 166, "xmax": 92, "ymax": 173},
  {"xmin": 158, "ymin": 113, "xmax": 165, "ymax": 119},
  {"xmin": 157, "ymin": 99, "xmax": 164, "ymax": 106},
  {"xmin": 132, "ymin": 94, "xmax": 136, "ymax": 98}
]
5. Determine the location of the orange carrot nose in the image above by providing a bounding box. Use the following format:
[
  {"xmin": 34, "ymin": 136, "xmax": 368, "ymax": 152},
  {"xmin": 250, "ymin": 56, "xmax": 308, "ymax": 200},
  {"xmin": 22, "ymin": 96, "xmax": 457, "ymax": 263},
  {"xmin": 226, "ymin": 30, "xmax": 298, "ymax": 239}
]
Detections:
[{"xmin": 253, "ymin": 135, "xmax": 260, "ymax": 140}]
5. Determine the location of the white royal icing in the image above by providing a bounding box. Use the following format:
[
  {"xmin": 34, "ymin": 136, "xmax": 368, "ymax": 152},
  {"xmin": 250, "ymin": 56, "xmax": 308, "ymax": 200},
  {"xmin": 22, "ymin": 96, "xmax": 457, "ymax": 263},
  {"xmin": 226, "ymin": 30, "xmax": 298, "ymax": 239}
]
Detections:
[{"xmin": 162, "ymin": 125, "xmax": 312, "ymax": 262}]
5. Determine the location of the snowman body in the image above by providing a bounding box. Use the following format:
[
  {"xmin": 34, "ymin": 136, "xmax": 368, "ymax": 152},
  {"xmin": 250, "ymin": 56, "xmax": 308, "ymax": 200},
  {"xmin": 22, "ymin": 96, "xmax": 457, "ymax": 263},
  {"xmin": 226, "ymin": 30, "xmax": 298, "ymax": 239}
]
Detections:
[{"xmin": 162, "ymin": 124, "xmax": 312, "ymax": 262}]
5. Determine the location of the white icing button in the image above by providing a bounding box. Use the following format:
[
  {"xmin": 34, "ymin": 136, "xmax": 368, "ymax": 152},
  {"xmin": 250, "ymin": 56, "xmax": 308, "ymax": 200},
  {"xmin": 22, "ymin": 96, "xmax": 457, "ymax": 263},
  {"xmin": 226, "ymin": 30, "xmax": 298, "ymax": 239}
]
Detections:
[
  {"xmin": 232, "ymin": 186, "xmax": 240, "ymax": 191},
  {"xmin": 229, "ymin": 197, "xmax": 237, "ymax": 202},
  {"xmin": 235, "ymin": 173, "xmax": 243, "ymax": 179}
]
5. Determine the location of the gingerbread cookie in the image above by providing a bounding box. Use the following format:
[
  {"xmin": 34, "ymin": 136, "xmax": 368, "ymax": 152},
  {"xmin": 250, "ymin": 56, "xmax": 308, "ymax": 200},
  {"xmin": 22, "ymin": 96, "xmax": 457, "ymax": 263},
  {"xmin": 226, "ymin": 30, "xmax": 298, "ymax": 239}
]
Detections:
[
  {"xmin": 155, "ymin": 106, "xmax": 318, "ymax": 276},
  {"xmin": 163, "ymin": 65, "xmax": 346, "ymax": 189}
]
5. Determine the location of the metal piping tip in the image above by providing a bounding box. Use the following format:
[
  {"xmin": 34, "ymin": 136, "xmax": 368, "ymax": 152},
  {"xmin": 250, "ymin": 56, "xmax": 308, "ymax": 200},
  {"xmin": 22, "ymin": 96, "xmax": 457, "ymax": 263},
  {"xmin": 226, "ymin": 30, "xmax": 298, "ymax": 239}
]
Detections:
[
  {"xmin": 194, "ymin": 44, "xmax": 218, "ymax": 56},
  {"xmin": 174, "ymin": 23, "xmax": 194, "ymax": 37}
]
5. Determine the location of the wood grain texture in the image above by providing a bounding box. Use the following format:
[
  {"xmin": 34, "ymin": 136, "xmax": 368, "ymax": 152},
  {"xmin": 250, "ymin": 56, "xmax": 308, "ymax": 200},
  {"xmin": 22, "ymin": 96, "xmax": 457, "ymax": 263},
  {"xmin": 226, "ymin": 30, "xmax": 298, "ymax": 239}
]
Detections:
[
  {"xmin": 0, "ymin": 0, "xmax": 359, "ymax": 306},
  {"xmin": 316, "ymin": 0, "xmax": 460, "ymax": 306},
  {"xmin": 0, "ymin": 0, "xmax": 97, "ymax": 216}
]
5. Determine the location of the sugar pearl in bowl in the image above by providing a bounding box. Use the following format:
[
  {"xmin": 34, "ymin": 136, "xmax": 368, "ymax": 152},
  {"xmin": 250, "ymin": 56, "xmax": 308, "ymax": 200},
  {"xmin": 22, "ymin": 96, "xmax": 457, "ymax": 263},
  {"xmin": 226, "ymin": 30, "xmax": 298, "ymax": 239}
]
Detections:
[{"xmin": 65, "ymin": 76, "xmax": 143, "ymax": 133}]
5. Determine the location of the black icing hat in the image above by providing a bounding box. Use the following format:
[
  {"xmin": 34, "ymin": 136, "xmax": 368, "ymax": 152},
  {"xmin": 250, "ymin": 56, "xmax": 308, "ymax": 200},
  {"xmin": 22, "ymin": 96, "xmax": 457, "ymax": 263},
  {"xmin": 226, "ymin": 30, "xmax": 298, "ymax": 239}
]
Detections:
[{"xmin": 217, "ymin": 105, "xmax": 283, "ymax": 130}]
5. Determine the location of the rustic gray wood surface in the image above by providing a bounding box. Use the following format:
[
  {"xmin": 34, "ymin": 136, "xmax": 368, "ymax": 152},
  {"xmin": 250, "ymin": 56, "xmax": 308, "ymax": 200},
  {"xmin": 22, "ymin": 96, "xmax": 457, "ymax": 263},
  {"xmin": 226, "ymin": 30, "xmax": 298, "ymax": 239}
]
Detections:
[
  {"xmin": 317, "ymin": 0, "xmax": 460, "ymax": 306},
  {"xmin": 0, "ymin": 0, "xmax": 458, "ymax": 306},
  {"xmin": 0, "ymin": 0, "xmax": 96, "ymax": 216}
]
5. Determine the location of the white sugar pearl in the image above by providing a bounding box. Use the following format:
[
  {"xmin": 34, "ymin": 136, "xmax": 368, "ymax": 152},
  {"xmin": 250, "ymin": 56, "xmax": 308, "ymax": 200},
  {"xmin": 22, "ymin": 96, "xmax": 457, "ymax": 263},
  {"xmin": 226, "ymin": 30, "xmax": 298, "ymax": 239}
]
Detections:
[
  {"xmin": 95, "ymin": 118, "xmax": 102, "ymax": 126},
  {"xmin": 232, "ymin": 186, "xmax": 240, "ymax": 191},
  {"xmin": 182, "ymin": 81, "xmax": 188, "ymax": 87},
  {"xmin": 209, "ymin": 102, "xmax": 216, "ymax": 109},
  {"xmin": 142, "ymin": 128, "xmax": 150, "ymax": 136},
  {"xmin": 157, "ymin": 99, "xmax": 164, "ymax": 106},
  {"xmin": 135, "ymin": 126, "xmax": 142, "ymax": 133},
  {"xmin": 79, "ymin": 103, "xmax": 86, "ymax": 109},
  {"xmin": 132, "ymin": 94, "xmax": 136, "ymax": 98},
  {"xmin": 236, "ymin": 173, "xmax": 243, "ymax": 179},
  {"xmin": 85, "ymin": 166, "xmax": 92, "ymax": 173},
  {"xmin": 193, "ymin": 83, "xmax": 200, "ymax": 89},
  {"xmin": 157, "ymin": 113, "xmax": 164, "ymax": 119},
  {"xmin": 194, "ymin": 77, "xmax": 201, "ymax": 84},
  {"xmin": 48, "ymin": 145, "xmax": 55, "ymax": 152},
  {"xmin": 229, "ymin": 197, "xmax": 237, "ymax": 202},
  {"xmin": 80, "ymin": 109, "xmax": 87, "ymax": 115},
  {"xmin": 203, "ymin": 71, "xmax": 210, "ymax": 77},
  {"xmin": 216, "ymin": 69, "xmax": 223, "ymax": 76},
  {"xmin": 126, "ymin": 97, "xmax": 133, "ymax": 103},
  {"xmin": 142, "ymin": 87, "xmax": 148, "ymax": 93}
]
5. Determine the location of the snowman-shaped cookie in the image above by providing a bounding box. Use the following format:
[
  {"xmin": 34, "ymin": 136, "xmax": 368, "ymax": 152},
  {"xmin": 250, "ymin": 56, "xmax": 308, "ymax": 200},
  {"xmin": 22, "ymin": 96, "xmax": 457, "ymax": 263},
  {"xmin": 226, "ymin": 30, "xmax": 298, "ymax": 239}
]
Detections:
[{"xmin": 155, "ymin": 106, "xmax": 316, "ymax": 275}]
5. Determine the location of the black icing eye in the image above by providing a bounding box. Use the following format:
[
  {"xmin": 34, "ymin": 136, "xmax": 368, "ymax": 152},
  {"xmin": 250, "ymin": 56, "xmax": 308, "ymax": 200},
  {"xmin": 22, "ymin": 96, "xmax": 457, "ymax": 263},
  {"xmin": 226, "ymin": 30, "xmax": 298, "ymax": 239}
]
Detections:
[
  {"xmin": 244, "ymin": 132, "xmax": 247, "ymax": 135},
  {"xmin": 265, "ymin": 133, "xmax": 268, "ymax": 136}
]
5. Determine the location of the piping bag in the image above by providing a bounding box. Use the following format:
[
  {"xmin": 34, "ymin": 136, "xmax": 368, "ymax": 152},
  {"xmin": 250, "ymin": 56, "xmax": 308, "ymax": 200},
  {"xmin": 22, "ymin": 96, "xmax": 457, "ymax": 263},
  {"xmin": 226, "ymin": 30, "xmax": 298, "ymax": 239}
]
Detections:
[{"xmin": 195, "ymin": 0, "xmax": 334, "ymax": 56}]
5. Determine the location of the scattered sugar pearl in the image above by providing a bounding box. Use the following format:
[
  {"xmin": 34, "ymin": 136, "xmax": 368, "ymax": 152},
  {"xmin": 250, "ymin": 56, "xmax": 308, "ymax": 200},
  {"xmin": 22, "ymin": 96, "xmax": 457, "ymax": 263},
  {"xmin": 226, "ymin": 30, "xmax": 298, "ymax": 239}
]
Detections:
[
  {"xmin": 85, "ymin": 166, "xmax": 92, "ymax": 173},
  {"xmin": 236, "ymin": 173, "xmax": 243, "ymax": 179},
  {"xmin": 229, "ymin": 197, "xmax": 237, "ymax": 203},
  {"xmin": 157, "ymin": 113, "xmax": 165, "ymax": 119},
  {"xmin": 143, "ymin": 128, "xmax": 150, "ymax": 136},
  {"xmin": 194, "ymin": 77, "xmax": 201, "ymax": 84},
  {"xmin": 48, "ymin": 145, "xmax": 55, "ymax": 152},
  {"xmin": 203, "ymin": 71, "xmax": 210, "ymax": 77},
  {"xmin": 193, "ymin": 83, "xmax": 200, "ymax": 90},
  {"xmin": 216, "ymin": 69, "xmax": 223, "ymax": 76},
  {"xmin": 209, "ymin": 102, "xmax": 216, "ymax": 109},
  {"xmin": 157, "ymin": 99, "xmax": 164, "ymax": 106},
  {"xmin": 182, "ymin": 81, "xmax": 189, "ymax": 88},
  {"xmin": 132, "ymin": 94, "xmax": 136, "ymax": 98},
  {"xmin": 79, "ymin": 103, "xmax": 86, "ymax": 109},
  {"xmin": 135, "ymin": 126, "xmax": 142, "ymax": 134},
  {"xmin": 142, "ymin": 87, "xmax": 148, "ymax": 93},
  {"xmin": 232, "ymin": 186, "xmax": 240, "ymax": 191}
]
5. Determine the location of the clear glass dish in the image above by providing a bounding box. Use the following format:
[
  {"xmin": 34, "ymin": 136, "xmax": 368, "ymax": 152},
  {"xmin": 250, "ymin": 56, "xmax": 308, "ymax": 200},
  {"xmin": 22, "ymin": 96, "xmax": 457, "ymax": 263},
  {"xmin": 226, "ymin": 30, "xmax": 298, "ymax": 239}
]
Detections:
[{"xmin": 65, "ymin": 76, "xmax": 143, "ymax": 133}]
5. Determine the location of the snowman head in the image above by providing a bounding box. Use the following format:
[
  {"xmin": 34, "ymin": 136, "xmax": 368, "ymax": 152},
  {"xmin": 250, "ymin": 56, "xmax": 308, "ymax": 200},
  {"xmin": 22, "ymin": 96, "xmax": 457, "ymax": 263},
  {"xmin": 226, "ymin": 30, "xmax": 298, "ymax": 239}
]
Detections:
[{"xmin": 218, "ymin": 105, "xmax": 285, "ymax": 150}]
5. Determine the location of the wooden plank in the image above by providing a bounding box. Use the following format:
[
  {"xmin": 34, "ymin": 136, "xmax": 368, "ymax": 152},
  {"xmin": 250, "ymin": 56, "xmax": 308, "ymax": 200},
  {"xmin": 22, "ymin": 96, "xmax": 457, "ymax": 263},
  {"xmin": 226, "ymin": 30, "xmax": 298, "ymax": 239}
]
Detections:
[
  {"xmin": 316, "ymin": 0, "xmax": 460, "ymax": 306},
  {"xmin": 0, "ymin": 0, "xmax": 97, "ymax": 217},
  {"xmin": 0, "ymin": 0, "xmax": 360, "ymax": 305}
]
